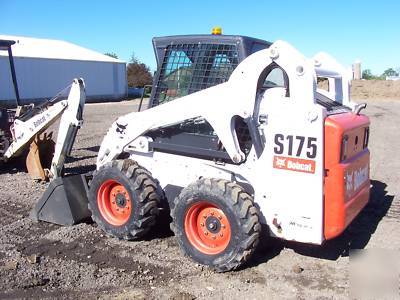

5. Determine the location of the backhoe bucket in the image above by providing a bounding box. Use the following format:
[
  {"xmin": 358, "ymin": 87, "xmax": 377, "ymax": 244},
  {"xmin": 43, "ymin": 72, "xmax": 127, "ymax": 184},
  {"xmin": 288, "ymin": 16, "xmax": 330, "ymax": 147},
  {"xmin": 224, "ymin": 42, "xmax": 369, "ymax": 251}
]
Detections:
[
  {"xmin": 26, "ymin": 133, "xmax": 55, "ymax": 181},
  {"xmin": 31, "ymin": 174, "xmax": 91, "ymax": 225}
]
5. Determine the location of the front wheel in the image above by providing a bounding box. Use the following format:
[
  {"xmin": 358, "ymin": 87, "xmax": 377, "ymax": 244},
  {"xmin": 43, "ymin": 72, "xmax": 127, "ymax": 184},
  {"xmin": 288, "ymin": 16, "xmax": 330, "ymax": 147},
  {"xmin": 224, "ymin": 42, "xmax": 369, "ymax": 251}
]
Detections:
[
  {"xmin": 88, "ymin": 159, "xmax": 160, "ymax": 240},
  {"xmin": 171, "ymin": 178, "xmax": 261, "ymax": 272}
]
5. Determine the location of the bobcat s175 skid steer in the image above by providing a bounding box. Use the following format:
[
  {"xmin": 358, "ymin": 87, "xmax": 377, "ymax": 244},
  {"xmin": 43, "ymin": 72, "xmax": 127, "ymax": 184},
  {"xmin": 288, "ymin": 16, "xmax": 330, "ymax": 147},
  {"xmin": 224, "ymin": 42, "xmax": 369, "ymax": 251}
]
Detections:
[{"xmin": 36, "ymin": 30, "xmax": 371, "ymax": 272}]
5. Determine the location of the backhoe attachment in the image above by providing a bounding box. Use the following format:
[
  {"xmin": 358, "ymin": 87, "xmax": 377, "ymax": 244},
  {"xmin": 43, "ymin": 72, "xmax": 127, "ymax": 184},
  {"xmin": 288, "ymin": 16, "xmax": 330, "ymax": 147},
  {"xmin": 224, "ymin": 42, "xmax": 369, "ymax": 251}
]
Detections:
[
  {"xmin": 31, "ymin": 78, "xmax": 91, "ymax": 225},
  {"xmin": 26, "ymin": 132, "xmax": 55, "ymax": 181}
]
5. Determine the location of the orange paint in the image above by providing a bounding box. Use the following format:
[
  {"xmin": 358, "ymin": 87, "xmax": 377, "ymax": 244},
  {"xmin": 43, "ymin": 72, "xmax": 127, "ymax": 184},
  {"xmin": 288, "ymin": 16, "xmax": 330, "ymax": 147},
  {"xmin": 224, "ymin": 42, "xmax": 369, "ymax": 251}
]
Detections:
[
  {"xmin": 324, "ymin": 112, "xmax": 370, "ymax": 240},
  {"xmin": 184, "ymin": 201, "xmax": 231, "ymax": 255},
  {"xmin": 97, "ymin": 179, "xmax": 132, "ymax": 226}
]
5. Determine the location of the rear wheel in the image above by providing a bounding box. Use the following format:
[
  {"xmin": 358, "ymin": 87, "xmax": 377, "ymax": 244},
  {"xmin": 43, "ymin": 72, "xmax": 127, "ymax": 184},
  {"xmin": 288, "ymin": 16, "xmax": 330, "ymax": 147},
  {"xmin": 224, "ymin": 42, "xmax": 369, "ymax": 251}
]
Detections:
[
  {"xmin": 88, "ymin": 159, "xmax": 160, "ymax": 240},
  {"xmin": 171, "ymin": 178, "xmax": 261, "ymax": 272}
]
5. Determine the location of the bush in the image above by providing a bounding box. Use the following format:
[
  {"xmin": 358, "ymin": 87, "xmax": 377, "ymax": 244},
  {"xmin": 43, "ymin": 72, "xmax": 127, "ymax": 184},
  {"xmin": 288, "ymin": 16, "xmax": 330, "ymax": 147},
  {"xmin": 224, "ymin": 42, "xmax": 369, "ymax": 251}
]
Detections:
[
  {"xmin": 127, "ymin": 53, "xmax": 153, "ymax": 87},
  {"xmin": 362, "ymin": 69, "xmax": 376, "ymax": 80}
]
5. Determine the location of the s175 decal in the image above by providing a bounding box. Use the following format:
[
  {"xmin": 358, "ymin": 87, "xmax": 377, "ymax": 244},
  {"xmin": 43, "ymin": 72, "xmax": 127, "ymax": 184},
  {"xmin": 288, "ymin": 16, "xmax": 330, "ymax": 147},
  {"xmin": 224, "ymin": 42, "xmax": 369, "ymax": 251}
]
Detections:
[{"xmin": 274, "ymin": 134, "xmax": 317, "ymax": 159}]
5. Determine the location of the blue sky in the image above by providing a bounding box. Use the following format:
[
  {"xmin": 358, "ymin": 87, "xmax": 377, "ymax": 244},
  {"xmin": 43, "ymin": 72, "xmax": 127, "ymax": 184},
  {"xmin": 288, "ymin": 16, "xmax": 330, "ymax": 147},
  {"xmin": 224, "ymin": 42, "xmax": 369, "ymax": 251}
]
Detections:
[{"xmin": 1, "ymin": 1, "xmax": 399, "ymax": 74}]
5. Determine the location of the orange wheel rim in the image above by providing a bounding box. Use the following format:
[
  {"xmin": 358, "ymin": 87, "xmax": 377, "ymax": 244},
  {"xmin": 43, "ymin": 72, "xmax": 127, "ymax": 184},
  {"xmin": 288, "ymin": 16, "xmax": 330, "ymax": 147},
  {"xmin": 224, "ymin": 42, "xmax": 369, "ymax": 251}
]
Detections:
[
  {"xmin": 97, "ymin": 179, "xmax": 132, "ymax": 226},
  {"xmin": 184, "ymin": 201, "xmax": 231, "ymax": 255}
]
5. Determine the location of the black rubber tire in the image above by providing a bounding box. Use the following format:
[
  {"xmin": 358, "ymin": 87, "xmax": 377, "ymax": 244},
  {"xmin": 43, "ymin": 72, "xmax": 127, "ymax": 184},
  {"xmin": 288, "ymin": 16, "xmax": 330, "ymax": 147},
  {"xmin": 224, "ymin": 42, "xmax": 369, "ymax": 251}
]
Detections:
[
  {"xmin": 0, "ymin": 130, "xmax": 10, "ymax": 164},
  {"xmin": 170, "ymin": 178, "xmax": 261, "ymax": 272},
  {"xmin": 88, "ymin": 159, "xmax": 160, "ymax": 240}
]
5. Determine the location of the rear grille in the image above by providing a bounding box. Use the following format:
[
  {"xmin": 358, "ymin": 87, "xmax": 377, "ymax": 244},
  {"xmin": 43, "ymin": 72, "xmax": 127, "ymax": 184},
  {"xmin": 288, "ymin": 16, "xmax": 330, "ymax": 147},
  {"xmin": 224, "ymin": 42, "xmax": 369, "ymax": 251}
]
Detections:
[{"xmin": 316, "ymin": 92, "xmax": 351, "ymax": 115}]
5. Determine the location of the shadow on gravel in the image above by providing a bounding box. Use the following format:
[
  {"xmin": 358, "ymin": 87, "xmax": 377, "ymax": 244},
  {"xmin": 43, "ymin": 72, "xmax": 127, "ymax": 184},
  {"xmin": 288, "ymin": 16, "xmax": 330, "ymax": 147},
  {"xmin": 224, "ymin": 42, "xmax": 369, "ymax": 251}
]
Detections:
[
  {"xmin": 64, "ymin": 164, "xmax": 97, "ymax": 175},
  {"xmin": 0, "ymin": 156, "xmax": 27, "ymax": 175},
  {"xmin": 244, "ymin": 228, "xmax": 285, "ymax": 270},
  {"xmin": 287, "ymin": 179, "xmax": 394, "ymax": 260},
  {"xmin": 145, "ymin": 209, "xmax": 174, "ymax": 240},
  {"xmin": 0, "ymin": 153, "xmax": 97, "ymax": 176},
  {"xmin": 65, "ymin": 154, "xmax": 97, "ymax": 164},
  {"xmin": 75, "ymin": 145, "xmax": 100, "ymax": 153}
]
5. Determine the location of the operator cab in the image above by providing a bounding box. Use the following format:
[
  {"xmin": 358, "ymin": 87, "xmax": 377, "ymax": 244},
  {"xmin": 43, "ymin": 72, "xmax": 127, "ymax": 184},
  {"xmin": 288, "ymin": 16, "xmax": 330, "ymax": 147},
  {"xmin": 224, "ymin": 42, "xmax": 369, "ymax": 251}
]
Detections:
[
  {"xmin": 149, "ymin": 34, "xmax": 271, "ymax": 107},
  {"xmin": 147, "ymin": 33, "xmax": 271, "ymax": 163}
]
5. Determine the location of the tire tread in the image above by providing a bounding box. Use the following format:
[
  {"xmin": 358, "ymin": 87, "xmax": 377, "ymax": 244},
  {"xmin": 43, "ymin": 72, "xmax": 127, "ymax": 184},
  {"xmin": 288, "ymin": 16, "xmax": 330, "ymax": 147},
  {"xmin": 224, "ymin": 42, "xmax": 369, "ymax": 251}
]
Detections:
[
  {"xmin": 88, "ymin": 159, "xmax": 160, "ymax": 240},
  {"xmin": 171, "ymin": 178, "xmax": 261, "ymax": 272}
]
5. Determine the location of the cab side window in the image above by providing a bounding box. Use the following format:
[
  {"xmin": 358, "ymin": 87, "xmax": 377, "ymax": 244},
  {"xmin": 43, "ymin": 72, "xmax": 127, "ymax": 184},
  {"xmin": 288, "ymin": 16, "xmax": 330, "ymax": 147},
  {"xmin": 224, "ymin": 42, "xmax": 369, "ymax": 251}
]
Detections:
[
  {"xmin": 257, "ymin": 63, "xmax": 289, "ymax": 97},
  {"xmin": 159, "ymin": 50, "xmax": 193, "ymax": 104},
  {"xmin": 263, "ymin": 67, "xmax": 285, "ymax": 89}
]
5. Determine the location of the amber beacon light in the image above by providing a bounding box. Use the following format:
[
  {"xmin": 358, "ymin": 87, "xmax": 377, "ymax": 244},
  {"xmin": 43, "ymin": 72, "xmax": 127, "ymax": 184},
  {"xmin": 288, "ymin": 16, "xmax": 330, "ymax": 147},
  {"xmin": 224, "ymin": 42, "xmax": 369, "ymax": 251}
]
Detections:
[{"xmin": 211, "ymin": 26, "xmax": 222, "ymax": 35}]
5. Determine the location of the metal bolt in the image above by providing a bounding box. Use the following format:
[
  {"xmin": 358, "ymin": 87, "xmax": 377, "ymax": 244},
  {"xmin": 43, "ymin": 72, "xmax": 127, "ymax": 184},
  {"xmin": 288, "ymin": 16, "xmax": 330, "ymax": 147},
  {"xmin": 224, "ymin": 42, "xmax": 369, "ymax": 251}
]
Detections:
[
  {"xmin": 222, "ymin": 225, "xmax": 226, "ymax": 229},
  {"xmin": 218, "ymin": 215, "xmax": 222, "ymax": 220},
  {"xmin": 296, "ymin": 65, "xmax": 304, "ymax": 76},
  {"xmin": 204, "ymin": 231, "xmax": 208, "ymax": 236},
  {"xmin": 200, "ymin": 223, "xmax": 204, "ymax": 227},
  {"xmin": 269, "ymin": 47, "xmax": 279, "ymax": 59},
  {"xmin": 233, "ymin": 154, "xmax": 241, "ymax": 163},
  {"xmin": 220, "ymin": 233, "xmax": 223, "ymax": 237},
  {"xmin": 212, "ymin": 235, "xmax": 216, "ymax": 240},
  {"xmin": 202, "ymin": 215, "xmax": 207, "ymax": 219},
  {"xmin": 210, "ymin": 211, "xmax": 215, "ymax": 216}
]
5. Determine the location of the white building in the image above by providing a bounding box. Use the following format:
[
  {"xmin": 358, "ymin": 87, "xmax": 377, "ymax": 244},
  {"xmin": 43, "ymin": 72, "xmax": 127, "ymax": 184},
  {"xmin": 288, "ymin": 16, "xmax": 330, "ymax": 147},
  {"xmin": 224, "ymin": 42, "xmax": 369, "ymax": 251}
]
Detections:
[
  {"xmin": 0, "ymin": 35, "xmax": 127, "ymax": 105},
  {"xmin": 386, "ymin": 76, "xmax": 400, "ymax": 81}
]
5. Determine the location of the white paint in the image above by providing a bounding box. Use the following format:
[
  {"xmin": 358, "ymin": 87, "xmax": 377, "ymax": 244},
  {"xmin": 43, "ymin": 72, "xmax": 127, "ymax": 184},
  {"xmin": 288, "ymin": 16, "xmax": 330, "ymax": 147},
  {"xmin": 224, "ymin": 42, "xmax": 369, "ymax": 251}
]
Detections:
[
  {"xmin": 97, "ymin": 40, "xmax": 356, "ymax": 245},
  {"xmin": 0, "ymin": 35, "xmax": 123, "ymax": 62}
]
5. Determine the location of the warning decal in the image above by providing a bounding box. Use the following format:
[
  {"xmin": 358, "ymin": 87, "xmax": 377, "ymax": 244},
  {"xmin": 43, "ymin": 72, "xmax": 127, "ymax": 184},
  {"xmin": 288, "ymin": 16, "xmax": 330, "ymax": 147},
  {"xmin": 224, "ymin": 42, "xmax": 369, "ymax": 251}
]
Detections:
[{"xmin": 273, "ymin": 156, "xmax": 316, "ymax": 174}]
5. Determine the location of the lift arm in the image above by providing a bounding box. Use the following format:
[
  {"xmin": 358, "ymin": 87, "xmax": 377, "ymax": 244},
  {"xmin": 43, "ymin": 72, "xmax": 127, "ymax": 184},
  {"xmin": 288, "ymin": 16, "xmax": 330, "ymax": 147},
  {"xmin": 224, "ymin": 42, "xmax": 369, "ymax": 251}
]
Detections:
[{"xmin": 50, "ymin": 78, "xmax": 85, "ymax": 178}]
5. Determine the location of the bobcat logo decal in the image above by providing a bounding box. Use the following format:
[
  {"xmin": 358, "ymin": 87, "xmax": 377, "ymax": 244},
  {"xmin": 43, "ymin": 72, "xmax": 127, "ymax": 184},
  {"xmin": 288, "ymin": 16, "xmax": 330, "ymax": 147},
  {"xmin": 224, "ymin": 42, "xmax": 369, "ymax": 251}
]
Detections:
[{"xmin": 116, "ymin": 123, "xmax": 127, "ymax": 135}]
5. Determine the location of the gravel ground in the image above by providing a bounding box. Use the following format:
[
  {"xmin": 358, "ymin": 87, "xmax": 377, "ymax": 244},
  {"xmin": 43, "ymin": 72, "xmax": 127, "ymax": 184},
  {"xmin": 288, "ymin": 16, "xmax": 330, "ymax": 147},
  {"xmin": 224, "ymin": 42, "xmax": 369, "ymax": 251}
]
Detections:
[{"xmin": 0, "ymin": 99, "xmax": 398, "ymax": 299}]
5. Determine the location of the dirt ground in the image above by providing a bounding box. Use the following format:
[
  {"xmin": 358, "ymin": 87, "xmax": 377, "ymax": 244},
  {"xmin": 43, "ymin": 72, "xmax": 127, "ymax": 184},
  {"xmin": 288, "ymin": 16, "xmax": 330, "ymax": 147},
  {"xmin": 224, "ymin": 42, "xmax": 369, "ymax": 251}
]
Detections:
[
  {"xmin": 351, "ymin": 79, "xmax": 400, "ymax": 100},
  {"xmin": 0, "ymin": 98, "xmax": 399, "ymax": 299}
]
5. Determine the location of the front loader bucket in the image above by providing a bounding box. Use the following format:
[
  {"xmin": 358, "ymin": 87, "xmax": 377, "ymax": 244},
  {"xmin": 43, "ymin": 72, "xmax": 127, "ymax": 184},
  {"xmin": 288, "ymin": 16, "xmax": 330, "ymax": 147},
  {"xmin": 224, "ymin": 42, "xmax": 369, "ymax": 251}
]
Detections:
[
  {"xmin": 26, "ymin": 133, "xmax": 55, "ymax": 181},
  {"xmin": 31, "ymin": 174, "xmax": 91, "ymax": 226}
]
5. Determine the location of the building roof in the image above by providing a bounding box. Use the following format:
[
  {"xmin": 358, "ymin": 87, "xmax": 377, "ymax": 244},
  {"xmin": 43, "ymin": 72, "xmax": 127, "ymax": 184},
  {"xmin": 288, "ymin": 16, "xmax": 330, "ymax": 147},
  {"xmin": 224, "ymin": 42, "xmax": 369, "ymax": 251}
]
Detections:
[{"xmin": 0, "ymin": 34, "xmax": 125, "ymax": 63}]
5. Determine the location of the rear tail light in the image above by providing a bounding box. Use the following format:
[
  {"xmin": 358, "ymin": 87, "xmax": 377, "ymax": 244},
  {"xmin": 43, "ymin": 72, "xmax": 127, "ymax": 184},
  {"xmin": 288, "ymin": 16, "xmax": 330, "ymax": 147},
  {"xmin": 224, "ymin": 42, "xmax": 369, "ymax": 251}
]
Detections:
[
  {"xmin": 340, "ymin": 134, "xmax": 348, "ymax": 161},
  {"xmin": 363, "ymin": 127, "xmax": 369, "ymax": 149}
]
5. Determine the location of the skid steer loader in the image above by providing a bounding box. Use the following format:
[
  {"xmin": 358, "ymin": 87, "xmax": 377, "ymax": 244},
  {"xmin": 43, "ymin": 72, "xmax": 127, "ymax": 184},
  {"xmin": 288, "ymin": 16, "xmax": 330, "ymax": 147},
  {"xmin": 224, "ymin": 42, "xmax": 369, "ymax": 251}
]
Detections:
[{"xmin": 35, "ymin": 30, "xmax": 371, "ymax": 272}]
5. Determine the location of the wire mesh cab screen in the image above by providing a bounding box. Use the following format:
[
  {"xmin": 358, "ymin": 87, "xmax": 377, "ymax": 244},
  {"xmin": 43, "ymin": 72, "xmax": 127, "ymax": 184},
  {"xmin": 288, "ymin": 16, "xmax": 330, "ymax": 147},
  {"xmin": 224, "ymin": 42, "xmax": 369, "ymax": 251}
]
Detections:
[
  {"xmin": 153, "ymin": 43, "xmax": 239, "ymax": 105},
  {"xmin": 150, "ymin": 35, "xmax": 271, "ymax": 107}
]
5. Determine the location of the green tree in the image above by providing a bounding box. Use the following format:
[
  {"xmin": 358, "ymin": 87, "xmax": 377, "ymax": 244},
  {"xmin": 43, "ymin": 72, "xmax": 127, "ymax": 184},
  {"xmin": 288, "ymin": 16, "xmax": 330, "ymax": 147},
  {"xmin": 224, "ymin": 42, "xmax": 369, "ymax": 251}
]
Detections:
[
  {"xmin": 104, "ymin": 52, "xmax": 118, "ymax": 59},
  {"xmin": 381, "ymin": 68, "xmax": 399, "ymax": 78},
  {"xmin": 127, "ymin": 52, "xmax": 153, "ymax": 87},
  {"xmin": 362, "ymin": 69, "xmax": 375, "ymax": 80}
]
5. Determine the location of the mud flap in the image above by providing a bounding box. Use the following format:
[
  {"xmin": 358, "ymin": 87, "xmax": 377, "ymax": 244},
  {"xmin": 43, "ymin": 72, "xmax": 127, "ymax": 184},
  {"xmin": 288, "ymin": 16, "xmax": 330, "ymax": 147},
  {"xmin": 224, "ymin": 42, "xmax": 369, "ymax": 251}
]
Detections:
[{"xmin": 31, "ymin": 174, "xmax": 91, "ymax": 225}]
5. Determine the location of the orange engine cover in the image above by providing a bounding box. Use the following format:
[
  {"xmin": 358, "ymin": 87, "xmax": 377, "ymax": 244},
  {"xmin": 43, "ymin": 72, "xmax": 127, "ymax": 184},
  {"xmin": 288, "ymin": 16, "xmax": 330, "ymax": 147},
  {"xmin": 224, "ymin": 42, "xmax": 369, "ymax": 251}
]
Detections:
[{"xmin": 324, "ymin": 112, "xmax": 370, "ymax": 240}]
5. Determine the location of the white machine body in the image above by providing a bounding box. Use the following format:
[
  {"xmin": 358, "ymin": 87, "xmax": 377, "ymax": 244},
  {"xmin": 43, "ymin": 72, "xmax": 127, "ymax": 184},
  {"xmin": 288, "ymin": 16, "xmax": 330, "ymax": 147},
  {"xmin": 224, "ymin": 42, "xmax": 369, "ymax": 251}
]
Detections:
[{"xmin": 97, "ymin": 41, "xmax": 367, "ymax": 245}]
